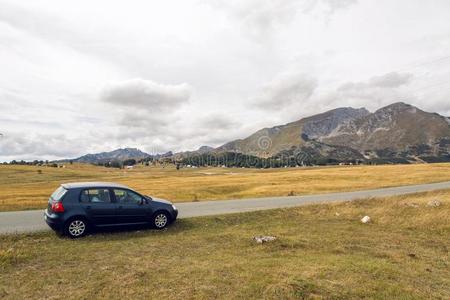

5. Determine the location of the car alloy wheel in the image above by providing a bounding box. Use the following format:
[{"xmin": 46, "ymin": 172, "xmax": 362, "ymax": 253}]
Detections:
[
  {"xmin": 68, "ymin": 220, "xmax": 86, "ymax": 237},
  {"xmin": 154, "ymin": 213, "xmax": 168, "ymax": 229}
]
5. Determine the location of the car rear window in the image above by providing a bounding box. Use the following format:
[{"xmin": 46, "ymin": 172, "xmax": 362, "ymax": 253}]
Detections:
[{"xmin": 51, "ymin": 186, "xmax": 68, "ymax": 201}]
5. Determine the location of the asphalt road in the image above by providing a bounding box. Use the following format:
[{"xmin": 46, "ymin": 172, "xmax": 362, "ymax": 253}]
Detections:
[{"xmin": 1, "ymin": 181, "xmax": 450, "ymax": 234}]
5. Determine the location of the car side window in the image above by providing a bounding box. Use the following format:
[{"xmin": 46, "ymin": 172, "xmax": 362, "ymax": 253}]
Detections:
[
  {"xmin": 113, "ymin": 189, "xmax": 142, "ymax": 204},
  {"xmin": 80, "ymin": 189, "xmax": 111, "ymax": 203}
]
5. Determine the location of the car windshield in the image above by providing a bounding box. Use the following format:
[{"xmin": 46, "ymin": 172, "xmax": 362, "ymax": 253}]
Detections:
[{"xmin": 50, "ymin": 186, "xmax": 67, "ymax": 201}]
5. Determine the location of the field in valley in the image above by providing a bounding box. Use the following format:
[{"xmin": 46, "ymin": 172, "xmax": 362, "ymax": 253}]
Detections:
[
  {"xmin": 1, "ymin": 163, "xmax": 450, "ymax": 211},
  {"xmin": 1, "ymin": 190, "xmax": 449, "ymax": 299}
]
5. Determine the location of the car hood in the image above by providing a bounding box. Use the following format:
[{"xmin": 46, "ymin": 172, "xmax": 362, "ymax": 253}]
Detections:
[{"xmin": 151, "ymin": 197, "xmax": 173, "ymax": 205}]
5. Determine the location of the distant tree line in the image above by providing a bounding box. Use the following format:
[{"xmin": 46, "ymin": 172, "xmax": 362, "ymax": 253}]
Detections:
[
  {"xmin": 179, "ymin": 152, "xmax": 360, "ymax": 168},
  {"xmin": 96, "ymin": 160, "xmax": 123, "ymax": 169},
  {"xmin": 4, "ymin": 160, "xmax": 64, "ymax": 168},
  {"xmin": 179, "ymin": 152, "xmax": 396, "ymax": 168},
  {"xmin": 96, "ymin": 158, "xmax": 142, "ymax": 169}
]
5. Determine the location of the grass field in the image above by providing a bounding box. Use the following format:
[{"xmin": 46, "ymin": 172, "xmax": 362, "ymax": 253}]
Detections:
[
  {"xmin": 2, "ymin": 163, "xmax": 450, "ymax": 211},
  {"xmin": 1, "ymin": 190, "xmax": 449, "ymax": 299}
]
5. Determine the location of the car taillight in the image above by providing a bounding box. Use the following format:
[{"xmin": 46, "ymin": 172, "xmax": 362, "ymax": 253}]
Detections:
[{"xmin": 52, "ymin": 202, "xmax": 65, "ymax": 213}]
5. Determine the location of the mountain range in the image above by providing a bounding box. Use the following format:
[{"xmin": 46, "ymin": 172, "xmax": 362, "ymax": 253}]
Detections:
[
  {"xmin": 179, "ymin": 102, "xmax": 450, "ymax": 164},
  {"xmin": 69, "ymin": 148, "xmax": 150, "ymax": 164},
  {"xmin": 66, "ymin": 102, "xmax": 450, "ymax": 165}
]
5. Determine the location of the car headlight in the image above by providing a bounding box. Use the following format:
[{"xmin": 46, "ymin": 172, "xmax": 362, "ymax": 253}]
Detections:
[{"xmin": 172, "ymin": 204, "xmax": 177, "ymax": 211}]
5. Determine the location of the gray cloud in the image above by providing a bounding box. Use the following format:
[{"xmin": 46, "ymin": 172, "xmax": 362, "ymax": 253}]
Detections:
[
  {"xmin": 224, "ymin": 0, "xmax": 298, "ymax": 39},
  {"xmin": 324, "ymin": 72, "xmax": 415, "ymax": 111},
  {"xmin": 318, "ymin": 0, "xmax": 359, "ymax": 13},
  {"xmin": 117, "ymin": 112, "xmax": 169, "ymax": 129},
  {"xmin": 0, "ymin": 2, "xmax": 132, "ymax": 71},
  {"xmin": 100, "ymin": 78, "xmax": 192, "ymax": 112},
  {"xmin": 164, "ymin": 113, "xmax": 242, "ymax": 147},
  {"xmin": 369, "ymin": 72, "xmax": 413, "ymax": 88},
  {"xmin": 210, "ymin": 0, "xmax": 358, "ymax": 40},
  {"xmin": 97, "ymin": 80, "xmax": 193, "ymax": 152},
  {"xmin": 338, "ymin": 72, "xmax": 413, "ymax": 92},
  {"xmin": 253, "ymin": 73, "xmax": 318, "ymax": 110},
  {"xmin": 197, "ymin": 114, "xmax": 240, "ymax": 131},
  {"xmin": 0, "ymin": 3, "xmax": 92, "ymax": 55},
  {"xmin": 99, "ymin": 79, "xmax": 193, "ymax": 146},
  {"xmin": 0, "ymin": 133, "xmax": 84, "ymax": 160}
]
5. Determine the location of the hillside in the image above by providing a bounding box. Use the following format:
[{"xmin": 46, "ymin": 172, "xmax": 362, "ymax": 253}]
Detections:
[
  {"xmin": 322, "ymin": 103, "xmax": 448, "ymax": 146},
  {"xmin": 70, "ymin": 148, "xmax": 150, "ymax": 163},
  {"xmin": 217, "ymin": 107, "xmax": 369, "ymax": 158},
  {"xmin": 213, "ymin": 102, "xmax": 450, "ymax": 163}
]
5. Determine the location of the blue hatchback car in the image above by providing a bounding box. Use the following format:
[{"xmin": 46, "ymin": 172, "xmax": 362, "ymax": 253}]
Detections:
[{"xmin": 44, "ymin": 182, "xmax": 178, "ymax": 238}]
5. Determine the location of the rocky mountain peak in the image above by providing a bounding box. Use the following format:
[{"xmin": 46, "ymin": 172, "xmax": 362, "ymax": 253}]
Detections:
[
  {"xmin": 198, "ymin": 145, "xmax": 214, "ymax": 152},
  {"xmin": 72, "ymin": 148, "xmax": 150, "ymax": 163},
  {"xmin": 374, "ymin": 102, "xmax": 417, "ymax": 115},
  {"xmin": 301, "ymin": 107, "xmax": 370, "ymax": 139}
]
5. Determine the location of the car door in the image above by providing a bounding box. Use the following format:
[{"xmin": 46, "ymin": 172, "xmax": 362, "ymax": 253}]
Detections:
[
  {"xmin": 113, "ymin": 188, "xmax": 150, "ymax": 224},
  {"xmin": 80, "ymin": 188, "xmax": 117, "ymax": 225}
]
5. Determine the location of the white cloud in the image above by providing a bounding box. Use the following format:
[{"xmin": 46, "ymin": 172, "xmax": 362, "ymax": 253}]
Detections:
[
  {"xmin": 253, "ymin": 73, "xmax": 318, "ymax": 112},
  {"xmin": 0, "ymin": 132, "xmax": 84, "ymax": 160},
  {"xmin": 212, "ymin": 0, "xmax": 298, "ymax": 40},
  {"xmin": 368, "ymin": 72, "xmax": 413, "ymax": 88},
  {"xmin": 98, "ymin": 79, "xmax": 193, "ymax": 147},
  {"xmin": 318, "ymin": 0, "xmax": 359, "ymax": 13},
  {"xmin": 100, "ymin": 78, "xmax": 192, "ymax": 111},
  {"xmin": 196, "ymin": 114, "xmax": 240, "ymax": 131},
  {"xmin": 209, "ymin": 0, "xmax": 358, "ymax": 40},
  {"xmin": 303, "ymin": 72, "xmax": 415, "ymax": 113}
]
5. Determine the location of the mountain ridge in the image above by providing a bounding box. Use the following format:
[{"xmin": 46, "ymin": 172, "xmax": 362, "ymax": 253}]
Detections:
[
  {"xmin": 201, "ymin": 102, "xmax": 450, "ymax": 164},
  {"xmin": 70, "ymin": 148, "xmax": 150, "ymax": 163},
  {"xmin": 61, "ymin": 102, "xmax": 450, "ymax": 165}
]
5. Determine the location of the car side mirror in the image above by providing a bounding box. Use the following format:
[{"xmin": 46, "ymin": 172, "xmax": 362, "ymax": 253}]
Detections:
[{"xmin": 145, "ymin": 195, "xmax": 153, "ymax": 201}]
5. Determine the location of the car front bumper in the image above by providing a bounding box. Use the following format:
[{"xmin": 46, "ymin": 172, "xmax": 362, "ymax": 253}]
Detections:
[{"xmin": 170, "ymin": 207, "xmax": 178, "ymax": 221}]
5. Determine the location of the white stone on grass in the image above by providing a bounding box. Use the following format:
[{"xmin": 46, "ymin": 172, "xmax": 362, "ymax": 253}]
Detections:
[
  {"xmin": 253, "ymin": 236, "xmax": 277, "ymax": 244},
  {"xmin": 361, "ymin": 216, "xmax": 371, "ymax": 224},
  {"xmin": 427, "ymin": 200, "xmax": 441, "ymax": 207}
]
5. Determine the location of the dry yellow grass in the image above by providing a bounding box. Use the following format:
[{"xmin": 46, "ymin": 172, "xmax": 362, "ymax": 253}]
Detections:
[
  {"xmin": 1, "ymin": 163, "xmax": 450, "ymax": 211},
  {"xmin": 1, "ymin": 190, "xmax": 449, "ymax": 299}
]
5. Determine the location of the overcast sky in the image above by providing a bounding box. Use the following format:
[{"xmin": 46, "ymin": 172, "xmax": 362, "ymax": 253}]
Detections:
[{"xmin": 1, "ymin": 0, "xmax": 450, "ymax": 161}]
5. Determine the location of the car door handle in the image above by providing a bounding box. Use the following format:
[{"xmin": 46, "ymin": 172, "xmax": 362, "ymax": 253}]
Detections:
[
  {"xmin": 86, "ymin": 206, "xmax": 91, "ymax": 210},
  {"xmin": 118, "ymin": 206, "xmax": 123, "ymax": 209}
]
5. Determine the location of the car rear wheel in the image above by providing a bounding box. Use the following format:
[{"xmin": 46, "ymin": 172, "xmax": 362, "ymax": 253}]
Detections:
[
  {"xmin": 65, "ymin": 218, "xmax": 88, "ymax": 238},
  {"xmin": 153, "ymin": 212, "xmax": 169, "ymax": 229}
]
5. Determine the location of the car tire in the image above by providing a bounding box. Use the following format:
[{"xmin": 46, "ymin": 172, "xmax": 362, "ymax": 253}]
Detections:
[
  {"xmin": 64, "ymin": 217, "xmax": 89, "ymax": 238},
  {"xmin": 152, "ymin": 211, "xmax": 170, "ymax": 229}
]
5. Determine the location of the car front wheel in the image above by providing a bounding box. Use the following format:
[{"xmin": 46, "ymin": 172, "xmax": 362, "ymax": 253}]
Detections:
[
  {"xmin": 65, "ymin": 218, "xmax": 88, "ymax": 238},
  {"xmin": 153, "ymin": 212, "xmax": 169, "ymax": 229}
]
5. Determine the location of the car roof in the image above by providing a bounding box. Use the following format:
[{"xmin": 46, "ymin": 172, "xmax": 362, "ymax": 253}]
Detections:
[{"xmin": 61, "ymin": 182, "xmax": 130, "ymax": 190}]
